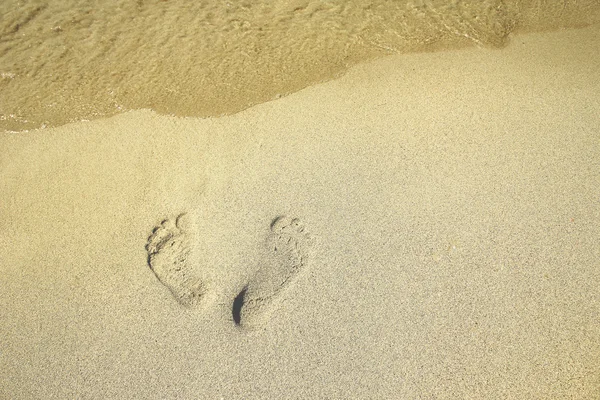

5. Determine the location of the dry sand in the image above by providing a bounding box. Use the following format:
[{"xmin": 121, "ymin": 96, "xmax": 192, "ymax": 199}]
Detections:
[{"xmin": 1, "ymin": 25, "xmax": 600, "ymax": 398}]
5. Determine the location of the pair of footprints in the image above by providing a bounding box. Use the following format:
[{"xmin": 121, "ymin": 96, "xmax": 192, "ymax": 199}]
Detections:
[{"xmin": 146, "ymin": 213, "xmax": 312, "ymax": 329}]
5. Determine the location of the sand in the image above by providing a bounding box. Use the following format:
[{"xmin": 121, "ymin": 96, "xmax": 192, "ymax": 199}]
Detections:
[
  {"xmin": 2, "ymin": 0, "xmax": 600, "ymax": 132},
  {"xmin": 1, "ymin": 24, "xmax": 600, "ymax": 398}
]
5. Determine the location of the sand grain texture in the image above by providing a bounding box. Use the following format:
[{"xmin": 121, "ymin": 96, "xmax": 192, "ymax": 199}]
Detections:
[{"xmin": 1, "ymin": 25, "xmax": 600, "ymax": 399}]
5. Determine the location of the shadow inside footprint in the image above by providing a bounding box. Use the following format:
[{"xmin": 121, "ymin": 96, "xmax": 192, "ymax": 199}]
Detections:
[{"xmin": 232, "ymin": 287, "xmax": 247, "ymax": 325}]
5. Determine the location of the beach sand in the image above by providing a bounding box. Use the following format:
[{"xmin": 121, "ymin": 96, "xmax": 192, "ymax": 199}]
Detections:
[
  {"xmin": 2, "ymin": 0, "xmax": 600, "ymax": 132},
  {"xmin": 1, "ymin": 24, "xmax": 599, "ymax": 398}
]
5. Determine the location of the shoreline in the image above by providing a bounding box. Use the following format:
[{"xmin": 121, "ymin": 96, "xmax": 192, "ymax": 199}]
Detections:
[{"xmin": 2, "ymin": 1, "xmax": 600, "ymax": 132}]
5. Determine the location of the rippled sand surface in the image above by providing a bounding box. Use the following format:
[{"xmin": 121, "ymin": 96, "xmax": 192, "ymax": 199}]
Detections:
[{"xmin": 1, "ymin": 0, "xmax": 599, "ymax": 131}]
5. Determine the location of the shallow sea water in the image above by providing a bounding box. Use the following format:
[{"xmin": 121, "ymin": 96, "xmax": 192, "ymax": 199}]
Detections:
[{"xmin": 1, "ymin": 0, "xmax": 599, "ymax": 131}]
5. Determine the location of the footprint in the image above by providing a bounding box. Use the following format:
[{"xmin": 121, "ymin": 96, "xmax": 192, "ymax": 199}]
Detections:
[
  {"xmin": 146, "ymin": 213, "xmax": 206, "ymax": 307},
  {"xmin": 233, "ymin": 216, "xmax": 313, "ymax": 329}
]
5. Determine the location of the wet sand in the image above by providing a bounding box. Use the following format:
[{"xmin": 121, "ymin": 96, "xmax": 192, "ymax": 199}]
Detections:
[
  {"xmin": 2, "ymin": 0, "xmax": 600, "ymax": 132},
  {"xmin": 1, "ymin": 24, "xmax": 600, "ymax": 399}
]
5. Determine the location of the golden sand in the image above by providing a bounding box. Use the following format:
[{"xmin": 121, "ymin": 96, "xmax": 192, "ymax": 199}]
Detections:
[{"xmin": 1, "ymin": 24, "xmax": 599, "ymax": 398}]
